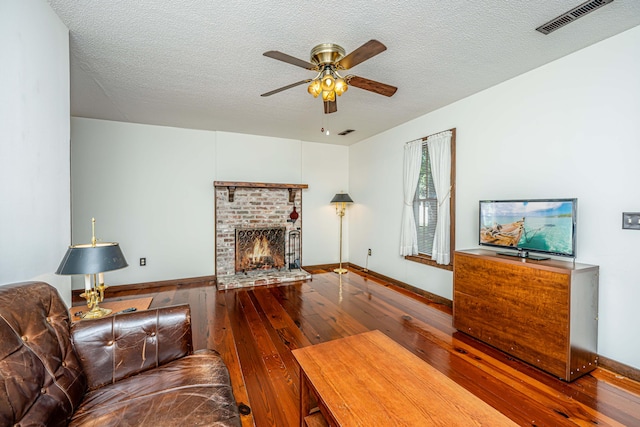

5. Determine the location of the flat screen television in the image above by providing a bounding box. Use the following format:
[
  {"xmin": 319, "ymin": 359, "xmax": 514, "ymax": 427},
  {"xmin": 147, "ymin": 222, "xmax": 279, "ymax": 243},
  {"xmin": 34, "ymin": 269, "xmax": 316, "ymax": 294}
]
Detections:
[{"xmin": 479, "ymin": 198, "xmax": 577, "ymax": 260}]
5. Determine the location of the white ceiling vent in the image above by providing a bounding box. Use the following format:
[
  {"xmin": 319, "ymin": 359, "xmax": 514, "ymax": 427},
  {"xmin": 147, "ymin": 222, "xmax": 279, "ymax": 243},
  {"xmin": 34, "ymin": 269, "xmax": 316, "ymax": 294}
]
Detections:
[
  {"xmin": 338, "ymin": 129, "xmax": 356, "ymax": 136},
  {"xmin": 536, "ymin": 0, "xmax": 614, "ymax": 34}
]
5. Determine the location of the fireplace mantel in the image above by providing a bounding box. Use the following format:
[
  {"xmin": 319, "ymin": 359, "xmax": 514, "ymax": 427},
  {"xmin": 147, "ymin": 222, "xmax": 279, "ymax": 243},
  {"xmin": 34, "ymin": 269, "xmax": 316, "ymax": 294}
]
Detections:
[{"xmin": 214, "ymin": 181, "xmax": 309, "ymax": 202}]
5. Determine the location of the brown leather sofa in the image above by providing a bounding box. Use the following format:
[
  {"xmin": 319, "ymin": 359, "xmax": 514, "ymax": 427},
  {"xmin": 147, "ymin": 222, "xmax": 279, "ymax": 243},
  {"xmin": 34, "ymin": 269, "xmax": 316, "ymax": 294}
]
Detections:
[{"xmin": 0, "ymin": 281, "xmax": 241, "ymax": 426}]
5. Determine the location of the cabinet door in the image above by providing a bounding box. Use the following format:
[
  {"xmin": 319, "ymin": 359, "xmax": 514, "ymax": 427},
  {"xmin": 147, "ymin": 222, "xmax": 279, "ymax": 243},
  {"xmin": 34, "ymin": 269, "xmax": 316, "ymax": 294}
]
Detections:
[{"xmin": 454, "ymin": 254, "xmax": 570, "ymax": 378}]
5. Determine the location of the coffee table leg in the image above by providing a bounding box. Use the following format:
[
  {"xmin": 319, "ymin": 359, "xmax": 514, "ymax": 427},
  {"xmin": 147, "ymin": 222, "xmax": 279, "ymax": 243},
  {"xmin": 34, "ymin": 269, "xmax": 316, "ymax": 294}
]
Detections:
[{"xmin": 300, "ymin": 373, "xmax": 310, "ymax": 427}]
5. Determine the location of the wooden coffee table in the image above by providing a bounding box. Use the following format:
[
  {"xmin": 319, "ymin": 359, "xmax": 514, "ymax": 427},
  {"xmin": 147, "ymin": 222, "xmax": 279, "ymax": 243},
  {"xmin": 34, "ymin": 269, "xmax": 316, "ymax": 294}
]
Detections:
[{"xmin": 292, "ymin": 330, "xmax": 517, "ymax": 426}]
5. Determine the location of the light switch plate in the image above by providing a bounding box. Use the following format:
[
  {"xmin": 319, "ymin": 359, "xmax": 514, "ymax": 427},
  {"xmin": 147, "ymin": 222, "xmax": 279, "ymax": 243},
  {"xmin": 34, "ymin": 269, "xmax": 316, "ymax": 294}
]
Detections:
[{"xmin": 622, "ymin": 212, "xmax": 640, "ymax": 230}]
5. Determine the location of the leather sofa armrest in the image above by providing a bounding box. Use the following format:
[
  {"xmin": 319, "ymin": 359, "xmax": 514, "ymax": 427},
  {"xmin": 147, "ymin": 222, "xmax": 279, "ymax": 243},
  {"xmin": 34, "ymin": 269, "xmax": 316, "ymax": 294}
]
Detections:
[{"xmin": 71, "ymin": 304, "xmax": 193, "ymax": 390}]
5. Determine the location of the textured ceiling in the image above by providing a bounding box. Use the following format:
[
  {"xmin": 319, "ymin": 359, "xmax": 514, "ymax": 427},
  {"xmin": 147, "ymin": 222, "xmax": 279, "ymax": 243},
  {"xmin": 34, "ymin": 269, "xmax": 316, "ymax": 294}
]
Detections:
[{"xmin": 47, "ymin": 0, "xmax": 640, "ymax": 145}]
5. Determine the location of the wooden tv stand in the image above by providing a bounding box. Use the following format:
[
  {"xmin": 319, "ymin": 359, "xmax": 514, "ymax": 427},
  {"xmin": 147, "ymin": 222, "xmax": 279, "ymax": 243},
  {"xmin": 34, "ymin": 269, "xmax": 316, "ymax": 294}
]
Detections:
[{"xmin": 453, "ymin": 249, "xmax": 599, "ymax": 381}]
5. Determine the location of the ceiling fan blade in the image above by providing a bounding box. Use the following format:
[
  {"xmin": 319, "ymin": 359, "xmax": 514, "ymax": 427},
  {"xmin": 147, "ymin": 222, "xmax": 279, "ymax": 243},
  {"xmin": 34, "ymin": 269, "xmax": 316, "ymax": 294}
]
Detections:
[
  {"xmin": 348, "ymin": 76, "xmax": 397, "ymax": 97},
  {"xmin": 324, "ymin": 99, "xmax": 337, "ymax": 114},
  {"xmin": 337, "ymin": 40, "xmax": 387, "ymax": 70},
  {"xmin": 261, "ymin": 80, "xmax": 311, "ymax": 97},
  {"xmin": 263, "ymin": 51, "xmax": 316, "ymax": 70}
]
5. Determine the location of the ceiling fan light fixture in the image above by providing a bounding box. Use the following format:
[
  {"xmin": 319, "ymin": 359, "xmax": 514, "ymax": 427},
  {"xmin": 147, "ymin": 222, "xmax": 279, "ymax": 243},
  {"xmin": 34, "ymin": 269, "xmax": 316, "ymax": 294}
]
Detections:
[
  {"xmin": 334, "ymin": 78, "xmax": 348, "ymax": 96},
  {"xmin": 322, "ymin": 90, "xmax": 336, "ymax": 102},
  {"xmin": 321, "ymin": 73, "xmax": 335, "ymax": 91},
  {"xmin": 307, "ymin": 80, "xmax": 322, "ymax": 97}
]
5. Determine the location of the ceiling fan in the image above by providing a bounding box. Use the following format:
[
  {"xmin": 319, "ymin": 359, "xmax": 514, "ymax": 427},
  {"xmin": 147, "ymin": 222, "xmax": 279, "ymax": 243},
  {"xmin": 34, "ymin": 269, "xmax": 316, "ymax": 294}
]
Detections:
[{"xmin": 261, "ymin": 40, "xmax": 397, "ymax": 114}]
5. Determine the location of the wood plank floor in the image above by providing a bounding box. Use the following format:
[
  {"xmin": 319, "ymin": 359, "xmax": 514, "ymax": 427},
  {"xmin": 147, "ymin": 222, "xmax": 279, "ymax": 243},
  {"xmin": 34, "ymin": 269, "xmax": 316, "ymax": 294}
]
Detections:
[{"xmin": 104, "ymin": 269, "xmax": 640, "ymax": 427}]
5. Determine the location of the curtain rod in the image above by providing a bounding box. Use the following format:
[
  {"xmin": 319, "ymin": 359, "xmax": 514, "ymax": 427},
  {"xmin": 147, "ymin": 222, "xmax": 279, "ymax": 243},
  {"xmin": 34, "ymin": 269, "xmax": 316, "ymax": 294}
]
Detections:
[{"xmin": 405, "ymin": 128, "xmax": 454, "ymax": 144}]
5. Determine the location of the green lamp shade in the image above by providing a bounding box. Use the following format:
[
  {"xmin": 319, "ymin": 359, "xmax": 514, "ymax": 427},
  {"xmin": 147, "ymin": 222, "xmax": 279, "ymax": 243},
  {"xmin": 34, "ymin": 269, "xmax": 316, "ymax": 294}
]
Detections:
[
  {"xmin": 330, "ymin": 193, "xmax": 353, "ymax": 204},
  {"xmin": 56, "ymin": 243, "xmax": 128, "ymax": 275}
]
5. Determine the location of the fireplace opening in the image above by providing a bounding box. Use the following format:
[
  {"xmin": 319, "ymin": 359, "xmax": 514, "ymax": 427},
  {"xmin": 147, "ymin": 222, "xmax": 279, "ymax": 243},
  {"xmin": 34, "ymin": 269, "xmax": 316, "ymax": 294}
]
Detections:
[{"xmin": 235, "ymin": 227, "xmax": 286, "ymax": 273}]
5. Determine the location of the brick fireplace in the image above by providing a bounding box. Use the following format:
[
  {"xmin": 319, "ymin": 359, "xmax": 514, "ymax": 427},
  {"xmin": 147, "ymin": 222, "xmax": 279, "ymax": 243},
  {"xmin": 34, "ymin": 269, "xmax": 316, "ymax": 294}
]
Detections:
[{"xmin": 214, "ymin": 181, "xmax": 311, "ymax": 289}]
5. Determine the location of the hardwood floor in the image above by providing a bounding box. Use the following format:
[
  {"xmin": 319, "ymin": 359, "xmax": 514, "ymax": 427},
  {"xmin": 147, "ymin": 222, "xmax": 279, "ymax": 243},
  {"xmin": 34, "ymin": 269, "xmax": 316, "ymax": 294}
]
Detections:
[{"xmin": 103, "ymin": 269, "xmax": 640, "ymax": 426}]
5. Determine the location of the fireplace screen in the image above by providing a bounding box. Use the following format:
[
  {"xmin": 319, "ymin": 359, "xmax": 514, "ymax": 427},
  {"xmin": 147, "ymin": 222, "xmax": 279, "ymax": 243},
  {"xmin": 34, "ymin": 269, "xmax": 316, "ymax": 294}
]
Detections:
[{"xmin": 235, "ymin": 227, "xmax": 286, "ymax": 273}]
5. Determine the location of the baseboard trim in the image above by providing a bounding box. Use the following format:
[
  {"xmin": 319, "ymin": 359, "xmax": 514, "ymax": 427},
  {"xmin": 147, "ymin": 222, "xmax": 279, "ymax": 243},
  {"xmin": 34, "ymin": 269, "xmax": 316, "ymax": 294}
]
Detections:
[
  {"xmin": 598, "ymin": 355, "xmax": 640, "ymax": 383},
  {"xmin": 347, "ymin": 263, "xmax": 453, "ymax": 309},
  {"xmin": 71, "ymin": 275, "xmax": 216, "ymax": 303},
  {"xmin": 301, "ymin": 263, "xmax": 343, "ymax": 273},
  {"xmin": 303, "ymin": 262, "xmax": 452, "ymax": 309}
]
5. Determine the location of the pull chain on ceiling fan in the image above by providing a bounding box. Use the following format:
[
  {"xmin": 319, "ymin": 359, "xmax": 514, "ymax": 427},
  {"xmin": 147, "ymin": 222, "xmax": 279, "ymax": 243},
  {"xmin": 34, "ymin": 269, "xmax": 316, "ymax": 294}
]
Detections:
[{"xmin": 261, "ymin": 40, "xmax": 397, "ymax": 114}]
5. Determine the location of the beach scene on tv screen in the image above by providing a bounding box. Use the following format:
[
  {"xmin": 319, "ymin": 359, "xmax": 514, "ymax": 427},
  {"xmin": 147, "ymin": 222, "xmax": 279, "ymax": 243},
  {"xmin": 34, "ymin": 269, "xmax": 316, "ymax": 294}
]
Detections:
[{"xmin": 480, "ymin": 201, "xmax": 574, "ymax": 255}]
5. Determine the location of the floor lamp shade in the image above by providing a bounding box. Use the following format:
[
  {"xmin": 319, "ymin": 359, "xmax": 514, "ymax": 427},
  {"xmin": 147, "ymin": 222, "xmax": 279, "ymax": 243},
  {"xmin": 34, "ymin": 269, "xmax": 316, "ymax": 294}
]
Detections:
[{"xmin": 330, "ymin": 193, "xmax": 354, "ymax": 204}]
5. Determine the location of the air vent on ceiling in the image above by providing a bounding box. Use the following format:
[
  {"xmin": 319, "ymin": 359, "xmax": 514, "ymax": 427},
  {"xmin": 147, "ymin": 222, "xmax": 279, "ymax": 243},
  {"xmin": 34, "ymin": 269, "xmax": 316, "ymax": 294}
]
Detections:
[
  {"xmin": 338, "ymin": 129, "xmax": 355, "ymax": 136},
  {"xmin": 536, "ymin": 0, "xmax": 614, "ymax": 35}
]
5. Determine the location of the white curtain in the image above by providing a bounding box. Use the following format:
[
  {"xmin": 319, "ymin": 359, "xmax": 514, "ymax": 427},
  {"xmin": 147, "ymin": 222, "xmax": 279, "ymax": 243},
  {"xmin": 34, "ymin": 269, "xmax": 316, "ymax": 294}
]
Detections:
[
  {"xmin": 399, "ymin": 139, "xmax": 422, "ymax": 256},
  {"xmin": 428, "ymin": 131, "xmax": 452, "ymax": 264}
]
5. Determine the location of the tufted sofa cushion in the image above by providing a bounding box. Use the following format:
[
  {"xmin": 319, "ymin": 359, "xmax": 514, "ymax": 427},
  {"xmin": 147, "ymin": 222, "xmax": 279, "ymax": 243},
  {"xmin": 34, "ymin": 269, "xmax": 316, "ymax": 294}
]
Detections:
[
  {"xmin": 0, "ymin": 281, "xmax": 87, "ymax": 426},
  {"xmin": 69, "ymin": 350, "xmax": 240, "ymax": 426},
  {"xmin": 70, "ymin": 304, "xmax": 194, "ymax": 390}
]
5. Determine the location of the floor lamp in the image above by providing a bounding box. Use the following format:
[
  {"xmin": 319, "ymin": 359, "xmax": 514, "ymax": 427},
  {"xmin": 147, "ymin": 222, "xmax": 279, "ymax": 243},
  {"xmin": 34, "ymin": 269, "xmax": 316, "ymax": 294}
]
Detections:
[{"xmin": 331, "ymin": 193, "xmax": 353, "ymax": 274}]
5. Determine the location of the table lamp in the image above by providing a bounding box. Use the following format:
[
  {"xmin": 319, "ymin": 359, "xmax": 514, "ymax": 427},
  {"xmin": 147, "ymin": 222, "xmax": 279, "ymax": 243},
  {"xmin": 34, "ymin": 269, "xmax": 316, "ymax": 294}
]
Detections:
[{"xmin": 56, "ymin": 218, "xmax": 128, "ymax": 318}]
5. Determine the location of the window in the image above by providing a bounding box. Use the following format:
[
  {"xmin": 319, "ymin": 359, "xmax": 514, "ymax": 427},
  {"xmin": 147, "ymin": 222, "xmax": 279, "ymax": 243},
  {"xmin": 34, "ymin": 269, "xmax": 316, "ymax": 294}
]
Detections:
[
  {"xmin": 414, "ymin": 142, "xmax": 438, "ymax": 255},
  {"xmin": 405, "ymin": 129, "xmax": 456, "ymax": 270}
]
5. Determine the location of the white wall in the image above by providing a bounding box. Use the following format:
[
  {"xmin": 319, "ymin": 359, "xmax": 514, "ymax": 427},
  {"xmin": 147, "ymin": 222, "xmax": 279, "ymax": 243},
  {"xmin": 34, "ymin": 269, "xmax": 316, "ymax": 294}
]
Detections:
[
  {"xmin": 216, "ymin": 132, "xmax": 302, "ymax": 183},
  {"xmin": 301, "ymin": 142, "xmax": 351, "ymax": 266},
  {"xmin": 349, "ymin": 25, "xmax": 640, "ymax": 369},
  {"xmin": 0, "ymin": 0, "xmax": 71, "ymax": 305},
  {"xmin": 71, "ymin": 119, "xmax": 217, "ymax": 286},
  {"xmin": 71, "ymin": 119, "xmax": 349, "ymax": 286}
]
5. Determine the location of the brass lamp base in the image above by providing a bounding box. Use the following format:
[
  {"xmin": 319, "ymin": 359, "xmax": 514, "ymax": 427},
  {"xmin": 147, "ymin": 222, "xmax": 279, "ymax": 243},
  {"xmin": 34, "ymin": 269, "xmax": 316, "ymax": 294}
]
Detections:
[
  {"xmin": 80, "ymin": 283, "xmax": 111, "ymax": 319},
  {"xmin": 333, "ymin": 268, "xmax": 348, "ymax": 274},
  {"xmin": 82, "ymin": 306, "xmax": 112, "ymax": 319}
]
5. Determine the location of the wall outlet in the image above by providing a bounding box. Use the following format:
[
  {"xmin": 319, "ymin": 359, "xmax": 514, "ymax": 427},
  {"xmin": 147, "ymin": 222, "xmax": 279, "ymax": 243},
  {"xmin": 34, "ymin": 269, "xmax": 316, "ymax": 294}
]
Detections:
[
  {"xmin": 368, "ymin": 248, "xmax": 372, "ymax": 256},
  {"xmin": 140, "ymin": 257, "xmax": 146, "ymax": 266},
  {"xmin": 622, "ymin": 212, "xmax": 640, "ymax": 230}
]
